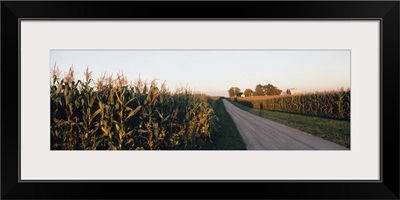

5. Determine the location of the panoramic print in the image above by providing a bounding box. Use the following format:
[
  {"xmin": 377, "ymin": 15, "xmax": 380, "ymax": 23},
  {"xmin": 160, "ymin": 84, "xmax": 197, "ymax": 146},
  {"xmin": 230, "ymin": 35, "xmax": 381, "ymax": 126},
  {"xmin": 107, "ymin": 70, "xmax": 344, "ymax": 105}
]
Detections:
[{"xmin": 50, "ymin": 50, "xmax": 350, "ymax": 150}]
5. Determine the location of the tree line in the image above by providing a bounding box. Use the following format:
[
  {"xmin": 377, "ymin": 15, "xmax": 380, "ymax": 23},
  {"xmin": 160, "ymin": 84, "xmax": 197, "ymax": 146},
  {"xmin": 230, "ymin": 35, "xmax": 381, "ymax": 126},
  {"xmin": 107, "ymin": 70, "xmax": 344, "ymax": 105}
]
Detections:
[{"xmin": 228, "ymin": 84, "xmax": 282, "ymax": 97}]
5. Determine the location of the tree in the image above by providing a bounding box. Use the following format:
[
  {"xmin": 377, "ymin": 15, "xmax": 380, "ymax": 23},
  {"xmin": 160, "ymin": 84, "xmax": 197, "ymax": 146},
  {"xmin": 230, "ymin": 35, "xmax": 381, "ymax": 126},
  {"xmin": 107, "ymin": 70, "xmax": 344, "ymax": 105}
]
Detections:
[
  {"xmin": 254, "ymin": 83, "xmax": 282, "ymax": 96},
  {"xmin": 244, "ymin": 89, "xmax": 253, "ymax": 97},
  {"xmin": 264, "ymin": 83, "xmax": 282, "ymax": 95},
  {"xmin": 228, "ymin": 87, "xmax": 241, "ymax": 97},
  {"xmin": 254, "ymin": 84, "xmax": 264, "ymax": 96}
]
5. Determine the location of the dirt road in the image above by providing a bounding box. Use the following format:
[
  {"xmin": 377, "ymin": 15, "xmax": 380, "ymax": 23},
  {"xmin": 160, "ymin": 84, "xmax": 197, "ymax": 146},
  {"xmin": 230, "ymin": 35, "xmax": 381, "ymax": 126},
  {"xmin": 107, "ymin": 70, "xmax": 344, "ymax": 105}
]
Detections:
[{"xmin": 222, "ymin": 100, "xmax": 348, "ymax": 150}]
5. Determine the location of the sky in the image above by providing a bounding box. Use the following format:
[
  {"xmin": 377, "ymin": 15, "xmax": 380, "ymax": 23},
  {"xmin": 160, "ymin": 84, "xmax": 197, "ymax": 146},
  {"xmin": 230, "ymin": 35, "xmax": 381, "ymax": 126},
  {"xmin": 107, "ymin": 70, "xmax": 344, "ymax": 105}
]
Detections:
[{"xmin": 50, "ymin": 50, "xmax": 350, "ymax": 97}]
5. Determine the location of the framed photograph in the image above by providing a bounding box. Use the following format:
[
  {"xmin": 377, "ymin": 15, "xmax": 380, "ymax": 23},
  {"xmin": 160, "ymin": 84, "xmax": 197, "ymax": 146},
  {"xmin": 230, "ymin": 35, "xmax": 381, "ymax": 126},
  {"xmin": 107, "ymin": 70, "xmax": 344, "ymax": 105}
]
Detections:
[{"xmin": 2, "ymin": 1, "xmax": 399, "ymax": 199}]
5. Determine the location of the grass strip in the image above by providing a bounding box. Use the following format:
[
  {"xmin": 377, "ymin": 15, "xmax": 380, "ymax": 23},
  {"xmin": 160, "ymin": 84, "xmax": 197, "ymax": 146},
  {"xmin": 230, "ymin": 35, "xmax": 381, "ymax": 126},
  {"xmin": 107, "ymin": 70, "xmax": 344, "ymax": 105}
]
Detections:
[
  {"xmin": 201, "ymin": 98, "xmax": 247, "ymax": 150},
  {"xmin": 228, "ymin": 99, "xmax": 350, "ymax": 148}
]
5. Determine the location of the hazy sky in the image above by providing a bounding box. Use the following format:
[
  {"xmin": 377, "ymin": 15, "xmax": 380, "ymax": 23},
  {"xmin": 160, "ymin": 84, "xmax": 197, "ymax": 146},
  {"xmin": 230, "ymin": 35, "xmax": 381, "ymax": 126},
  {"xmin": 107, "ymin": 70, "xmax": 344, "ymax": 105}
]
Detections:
[{"xmin": 50, "ymin": 50, "xmax": 350, "ymax": 97}]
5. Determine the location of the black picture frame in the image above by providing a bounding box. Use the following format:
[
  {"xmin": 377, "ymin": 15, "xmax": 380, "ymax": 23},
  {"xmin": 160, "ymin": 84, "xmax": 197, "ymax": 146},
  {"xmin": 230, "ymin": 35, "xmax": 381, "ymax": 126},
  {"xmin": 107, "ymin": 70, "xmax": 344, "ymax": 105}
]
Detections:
[{"xmin": 1, "ymin": 1, "xmax": 399, "ymax": 199}]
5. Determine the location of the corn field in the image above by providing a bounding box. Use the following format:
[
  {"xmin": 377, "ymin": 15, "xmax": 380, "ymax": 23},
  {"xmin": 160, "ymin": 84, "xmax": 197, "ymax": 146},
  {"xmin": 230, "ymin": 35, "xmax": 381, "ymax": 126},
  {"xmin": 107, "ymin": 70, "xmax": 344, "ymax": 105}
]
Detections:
[
  {"xmin": 235, "ymin": 89, "xmax": 350, "ymax": 121},
  {"xmin": 50, "ymin": 67, "xmax": 218, "ymax": 150}
]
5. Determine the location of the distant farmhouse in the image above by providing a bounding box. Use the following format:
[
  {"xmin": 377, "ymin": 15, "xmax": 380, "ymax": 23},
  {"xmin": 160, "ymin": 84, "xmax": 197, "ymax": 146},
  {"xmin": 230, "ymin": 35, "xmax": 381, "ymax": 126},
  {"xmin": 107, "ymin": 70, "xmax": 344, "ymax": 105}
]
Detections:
[{"xmin": 286, "ymin": 88, "xmax": 302, "ymax": 95}]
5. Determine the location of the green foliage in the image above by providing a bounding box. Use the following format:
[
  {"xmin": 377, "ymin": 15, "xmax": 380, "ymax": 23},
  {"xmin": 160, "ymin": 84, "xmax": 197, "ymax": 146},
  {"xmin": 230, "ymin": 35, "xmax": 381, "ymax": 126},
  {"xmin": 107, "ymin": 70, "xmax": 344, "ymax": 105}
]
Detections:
[
  {"xmin": 50, "ymin": 68, "xmax": 218, "ymax": 150},
  {"xmin": 244, "ymin": 89, "xmax": 253, "ymax": 97},
  {"xmin": 235, "ymin": 90, "xmax": 351, "ymax": 121},
  {"xmin": 263, "ymin": 83, "xmax": 282, "ymax": 95},
  {"xmin": 227, "ymin": 87, "xmax": 241, "ymax": 97},
  {"xmin": 201, "ymin": 98, "xmax": 247, "ymax": 150},
  {"xmin": 254, "ymin": 84, "xmax": 264, "ymax": 96},
  {"xmin": 254, "ymin": 83, "xmax": 282, "ymax": 96}
]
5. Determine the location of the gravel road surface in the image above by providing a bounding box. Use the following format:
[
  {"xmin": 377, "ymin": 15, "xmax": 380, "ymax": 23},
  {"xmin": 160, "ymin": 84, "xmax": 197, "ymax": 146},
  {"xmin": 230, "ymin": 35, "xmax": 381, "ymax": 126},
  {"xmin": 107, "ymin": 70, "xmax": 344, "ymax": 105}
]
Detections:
[{"xmin": 222, "ymin": 99, "xmax": 348, "ymax": 150}]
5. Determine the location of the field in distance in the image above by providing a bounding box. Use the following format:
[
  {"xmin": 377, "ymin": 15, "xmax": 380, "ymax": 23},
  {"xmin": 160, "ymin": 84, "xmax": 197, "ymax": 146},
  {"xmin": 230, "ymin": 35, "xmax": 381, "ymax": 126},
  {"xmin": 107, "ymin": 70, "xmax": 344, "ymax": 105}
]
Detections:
[{"xmin": 230, "ymin": 95, "xmax": 284, "ymax": 101}]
